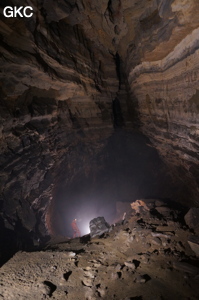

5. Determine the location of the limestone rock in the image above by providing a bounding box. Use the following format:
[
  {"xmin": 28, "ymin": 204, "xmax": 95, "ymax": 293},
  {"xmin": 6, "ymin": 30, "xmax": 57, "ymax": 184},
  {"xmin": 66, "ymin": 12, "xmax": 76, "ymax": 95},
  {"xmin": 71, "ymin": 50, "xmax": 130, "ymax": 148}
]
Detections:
[
  {"xmin": 0, "ymin": 202, "xmax": 199, "ymax": 299},
  {"xmin": 115, "ymin": 264, "xmax": 122, "ymax": 271},
  {"xmin": 111, "ymin": 272, "xmax": 119, "ymax": 280},
  {"xmin": 124, "ymin": 262, "xmax": 136, "ymax": 270},
  {"xmin": 89, "ymin": 217, "xmax": 110, "ymax": 238},
  {"xmin": 188, "ymin": 235, "xmax": 199, "ymax": 257},
  {"xmin": 82, "ymin": 278, "xmax": 93, "ymax": 287},
  {"xmin": 152, "ymin": 237, "xmax": 162, "ymax": 246},
  {"xmin": 184, "ymin": 208, "xmax": 199, "ymax": 233},
  {"xmin": 131, "ymin": 200, "xmax": 150, "ymax": 214},
  {"xmin": 155, "ymin": 206, "xmax": 172, "ymax": 217}
]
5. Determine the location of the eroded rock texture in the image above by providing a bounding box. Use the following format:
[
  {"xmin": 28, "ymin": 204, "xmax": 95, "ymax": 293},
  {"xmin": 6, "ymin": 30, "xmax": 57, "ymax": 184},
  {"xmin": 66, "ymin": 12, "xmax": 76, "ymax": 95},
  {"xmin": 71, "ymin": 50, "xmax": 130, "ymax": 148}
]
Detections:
[
  {"xmin": 0, "ymin": 0, "xmax": 120, "ymax": 247},
  {"xmin": 126, "ymin": 0, "xmax": 199, "ymax": 203},
  {"xmin": 0, "ymin": 0, "xmax": 199, "ymax": 258},
  {"xmin": 1, "ymin": 200, "xmax": 199, "ymax": 300}
]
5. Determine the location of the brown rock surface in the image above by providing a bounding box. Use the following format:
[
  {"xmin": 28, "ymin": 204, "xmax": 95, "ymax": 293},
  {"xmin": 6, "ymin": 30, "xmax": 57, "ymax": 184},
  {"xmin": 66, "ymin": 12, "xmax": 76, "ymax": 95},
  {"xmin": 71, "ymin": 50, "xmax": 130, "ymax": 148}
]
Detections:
[
  {"xmin": 127, "ymin": 1, "xmax": 199, "ymax": 204},
  {"xmin": 188, "ymin": 235, "xmax": 199, "ymax": 257},
  {"xmin": 0, "ymin": 202, "xmax": 199, "ymax": 300},
  {"xmin": 185, "ymin": 208, "xmax": 199, "ymax": 233}
]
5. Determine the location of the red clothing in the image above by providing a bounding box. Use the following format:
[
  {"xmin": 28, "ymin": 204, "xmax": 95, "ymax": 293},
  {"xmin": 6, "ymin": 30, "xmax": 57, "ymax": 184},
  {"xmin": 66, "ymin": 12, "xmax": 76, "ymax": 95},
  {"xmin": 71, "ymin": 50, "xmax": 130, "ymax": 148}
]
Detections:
[{"xmin": 71, "ymin": 220, "xmax": 81, "ymax": 238}]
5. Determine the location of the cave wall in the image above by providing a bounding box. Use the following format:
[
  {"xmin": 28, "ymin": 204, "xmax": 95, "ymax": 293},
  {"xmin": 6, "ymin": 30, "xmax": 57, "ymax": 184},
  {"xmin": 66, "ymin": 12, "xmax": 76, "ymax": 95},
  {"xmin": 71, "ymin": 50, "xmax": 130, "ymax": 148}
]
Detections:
[
  {"xmin": 124, "ymin": 0, "xmax": 199, "ymax": 204},
  {"xmin": 0, "ymin": 0, "xmax": 121, "ymax": 239},
  {"xmin": 0, "ymin": 0, "xmax": 199, "ymax": 245}
]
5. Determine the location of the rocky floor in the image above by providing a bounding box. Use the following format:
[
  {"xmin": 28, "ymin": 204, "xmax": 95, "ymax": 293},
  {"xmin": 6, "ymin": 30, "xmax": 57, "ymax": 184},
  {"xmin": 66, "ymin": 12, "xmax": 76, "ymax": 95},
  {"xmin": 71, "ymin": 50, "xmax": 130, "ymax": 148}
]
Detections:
[{"xmin": 0, "ymin": 200, "xmax": 199, "ymax": 300}]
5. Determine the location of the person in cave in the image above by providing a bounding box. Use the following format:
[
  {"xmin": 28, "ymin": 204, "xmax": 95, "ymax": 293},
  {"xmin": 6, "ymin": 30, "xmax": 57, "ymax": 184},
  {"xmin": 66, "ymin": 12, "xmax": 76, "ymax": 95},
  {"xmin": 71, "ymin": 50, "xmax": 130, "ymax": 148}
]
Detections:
[{"xmin": 71, "ymin": 219, "xmax": 81, "ymax": 238}]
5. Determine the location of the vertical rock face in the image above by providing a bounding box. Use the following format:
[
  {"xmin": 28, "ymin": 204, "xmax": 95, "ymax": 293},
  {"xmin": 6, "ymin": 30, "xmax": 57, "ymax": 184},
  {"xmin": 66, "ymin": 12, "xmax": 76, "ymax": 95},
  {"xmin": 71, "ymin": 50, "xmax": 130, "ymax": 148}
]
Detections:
[
  {"xmin": 0, "ymin": 0, "xmax": 199, "ymax": 252},
  {"xmin": 125, "ymin": 0, "xmax": 199, "ymax": 204},
  {"xmin": 0, "ymin": 0, "xmax": 120, "ymax": 242}
]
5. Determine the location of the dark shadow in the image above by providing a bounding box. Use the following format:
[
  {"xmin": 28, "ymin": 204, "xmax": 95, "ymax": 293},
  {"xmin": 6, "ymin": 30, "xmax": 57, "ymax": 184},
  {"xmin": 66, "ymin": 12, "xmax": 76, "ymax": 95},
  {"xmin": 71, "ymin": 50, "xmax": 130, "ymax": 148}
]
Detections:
[
  {"xmin": 143, "ymin": 274, "xmax": 151, "ymax": 282},
  {"xmin": 63, "ymin": 271, "xmax": 72, "ymax": 281},
  {"xmin": 80, "ymin": 234, "xmax": 90, "ymax": 243},
  {"xmin": 133, "ymin": 259, "xmax": 140, "ymax": 268},
  {"xmin": 43, "ymin": 281, "xmax": 57, "ymax": 297},
  {"xmin": 117, "ymin": 271, "xmax": 122, "ymax": 278},
  {"xmin": 112, "ymin": 97, "xmax": 124, "ymax": 127}
]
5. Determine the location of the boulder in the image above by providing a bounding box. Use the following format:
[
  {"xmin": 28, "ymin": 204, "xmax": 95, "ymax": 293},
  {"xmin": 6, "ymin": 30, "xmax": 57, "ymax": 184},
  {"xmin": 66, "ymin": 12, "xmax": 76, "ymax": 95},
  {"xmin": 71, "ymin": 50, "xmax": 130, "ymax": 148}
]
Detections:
[
  {"xmin": 131, "ymin": 200, "xmax": 151, "ymax": 214},
  {"xmin": 188, "ymin": 235, "xmax": 199, "ymax": 257},
  {"xmin": 184, "ymin": 208, "xmax": 199, "ymax": 233},
  {"xmin": 89, "ymin": 217, "xmax": 110, "ymax": 238},
  {"xmin": 155, "ymin": 206, "xmax": 172, "ymax": 217}
]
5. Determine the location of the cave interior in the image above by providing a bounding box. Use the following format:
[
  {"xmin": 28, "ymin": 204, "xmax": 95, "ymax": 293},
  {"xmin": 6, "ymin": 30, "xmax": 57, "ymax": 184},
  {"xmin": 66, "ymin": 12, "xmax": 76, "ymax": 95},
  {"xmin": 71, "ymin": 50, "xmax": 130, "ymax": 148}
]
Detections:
[{"xmin": 0, "ymin": 1, "xmax": 199, "ymax": 297}]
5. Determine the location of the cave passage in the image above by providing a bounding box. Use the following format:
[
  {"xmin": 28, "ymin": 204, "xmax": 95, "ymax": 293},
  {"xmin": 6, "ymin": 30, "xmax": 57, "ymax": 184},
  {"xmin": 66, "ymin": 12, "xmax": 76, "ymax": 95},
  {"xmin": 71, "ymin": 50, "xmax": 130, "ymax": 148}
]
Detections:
[
  {"xmin": 0, "ymin": 0, "xmax": 199, "ymax": 272},
  {"xmin": 51, "ymin": 129, "xmax": 178, "ymax": 238}
]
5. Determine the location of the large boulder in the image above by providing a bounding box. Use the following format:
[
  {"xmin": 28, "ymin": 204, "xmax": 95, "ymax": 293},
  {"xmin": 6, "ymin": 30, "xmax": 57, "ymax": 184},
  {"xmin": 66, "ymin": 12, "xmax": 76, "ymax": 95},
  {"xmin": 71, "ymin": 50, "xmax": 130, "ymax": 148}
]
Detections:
[
  {"xmin": 89, "ymin": 217, "xmax": 110, "ymax": 238},
  {"xmin": 184, "ymin": 208, "xmax": 199, "ymax": 233}
]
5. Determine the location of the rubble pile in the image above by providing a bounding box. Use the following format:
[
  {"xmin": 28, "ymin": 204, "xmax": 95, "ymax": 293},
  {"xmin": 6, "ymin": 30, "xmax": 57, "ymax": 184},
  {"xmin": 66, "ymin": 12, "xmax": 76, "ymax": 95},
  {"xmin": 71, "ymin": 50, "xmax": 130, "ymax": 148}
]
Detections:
[{"xmin": 0, "ymin": 199, "xmax": 199, "ymax": 300}]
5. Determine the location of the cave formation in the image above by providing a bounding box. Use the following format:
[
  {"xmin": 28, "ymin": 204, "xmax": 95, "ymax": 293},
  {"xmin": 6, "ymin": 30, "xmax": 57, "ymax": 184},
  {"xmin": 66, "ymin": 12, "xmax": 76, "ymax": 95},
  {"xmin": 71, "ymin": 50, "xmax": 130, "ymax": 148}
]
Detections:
[{"xmin": 0, "ymin": 0, "xmax": 199, "ymax": 297}]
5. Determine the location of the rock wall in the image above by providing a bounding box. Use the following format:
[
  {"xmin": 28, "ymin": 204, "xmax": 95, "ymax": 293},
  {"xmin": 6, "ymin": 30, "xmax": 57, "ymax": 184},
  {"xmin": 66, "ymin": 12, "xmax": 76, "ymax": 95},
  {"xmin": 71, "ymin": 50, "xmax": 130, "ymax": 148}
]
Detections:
[
  {"xmin": 125, "ymin": 0, "xmax": 199, "ymax": 204},
  {"xmin": 0, "ymin": 0, "xmax": 121, "ymax": 241}
]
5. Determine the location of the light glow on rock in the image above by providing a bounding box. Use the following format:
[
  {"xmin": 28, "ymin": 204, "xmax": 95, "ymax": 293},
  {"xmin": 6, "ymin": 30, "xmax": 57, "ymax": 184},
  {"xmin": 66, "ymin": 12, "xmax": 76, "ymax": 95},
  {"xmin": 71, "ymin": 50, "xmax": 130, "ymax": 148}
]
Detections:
[{"xmin": 80, "ymin": 220, "xmax": 90, "ymax": 236}]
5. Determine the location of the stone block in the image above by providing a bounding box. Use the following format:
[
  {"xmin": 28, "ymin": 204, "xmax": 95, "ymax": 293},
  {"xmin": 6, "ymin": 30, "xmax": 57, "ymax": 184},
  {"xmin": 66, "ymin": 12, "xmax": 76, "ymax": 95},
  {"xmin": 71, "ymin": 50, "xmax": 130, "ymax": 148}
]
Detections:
[{"xmin": 89, "ymin": 217, "xmax": 110, "ymax": 238}]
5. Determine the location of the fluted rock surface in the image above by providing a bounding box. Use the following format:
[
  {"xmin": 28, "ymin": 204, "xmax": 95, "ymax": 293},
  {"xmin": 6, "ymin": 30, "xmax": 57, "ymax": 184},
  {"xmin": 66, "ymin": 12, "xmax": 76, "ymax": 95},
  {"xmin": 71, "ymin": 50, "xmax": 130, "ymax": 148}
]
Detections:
[
  {"xmin": 126, "ymin": 0, "xmax": 199, "ymax": 204},
  {"xmin": 0, "ymin": 0, "xmax": 121, "ymax": 243}
]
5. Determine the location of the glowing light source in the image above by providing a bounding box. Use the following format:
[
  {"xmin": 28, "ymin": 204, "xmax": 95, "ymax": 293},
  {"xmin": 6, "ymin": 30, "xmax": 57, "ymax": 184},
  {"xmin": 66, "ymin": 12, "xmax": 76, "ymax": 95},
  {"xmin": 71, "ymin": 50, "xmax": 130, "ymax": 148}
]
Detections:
[{"xmin": 79, "ymin": 219, "xmax": 90, "ymax": 236}]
